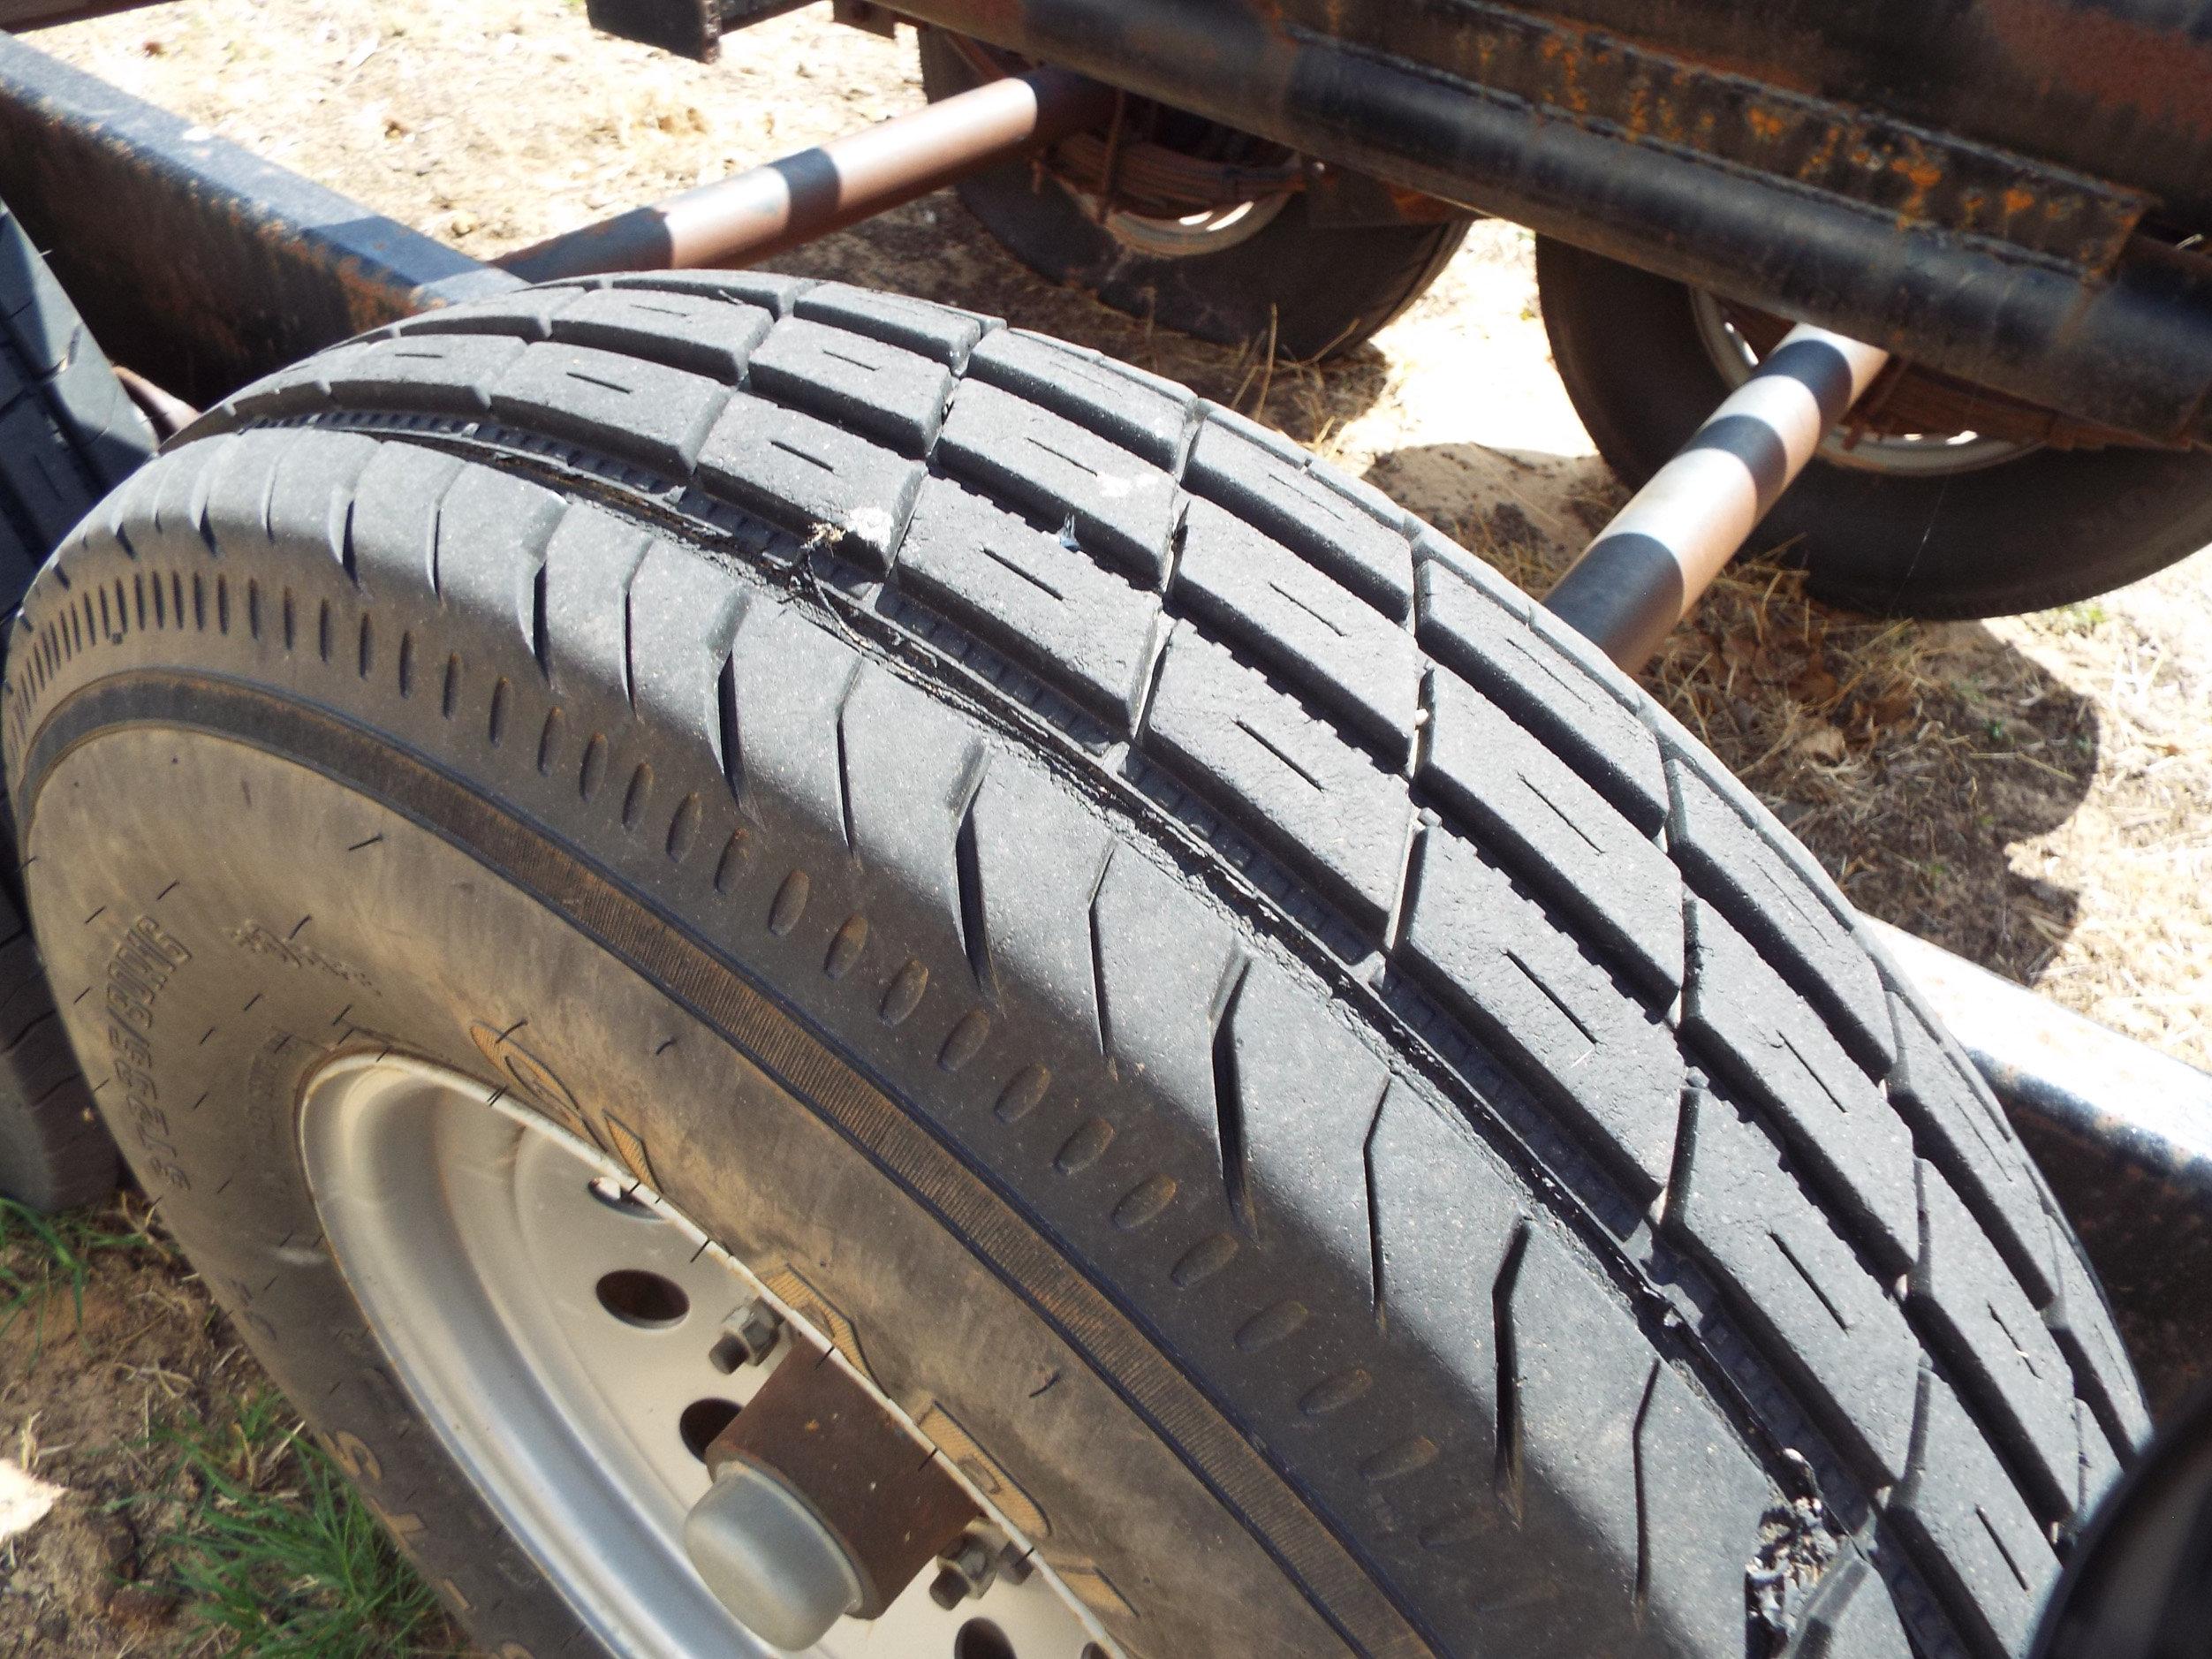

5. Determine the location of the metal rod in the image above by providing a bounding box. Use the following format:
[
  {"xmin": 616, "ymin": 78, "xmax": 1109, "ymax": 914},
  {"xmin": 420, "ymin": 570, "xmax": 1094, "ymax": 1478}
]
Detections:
[
  {"xmin": 112, "ymin": 363, "xmax": 200, "ymax": 441},
  {"xmin": 1542, "ymin": 324, "xmax": 1890, "ymax": 670},
  {"xmin": 499, "ymin": 66, "xmax": 1117, "ymax": 284}
]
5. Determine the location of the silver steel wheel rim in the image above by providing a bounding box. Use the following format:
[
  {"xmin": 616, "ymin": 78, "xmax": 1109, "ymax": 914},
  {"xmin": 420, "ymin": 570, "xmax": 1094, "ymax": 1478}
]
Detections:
[
  {"xmin": 1075, "ymin": 188, "xmax": 1290, "ymax": 258},
  {"xmin": 299, "ymin": 1050, "xmax": 1109, "ymax": 1659},
  {"xmin": 1689, "ymin": 289, "xmax": 2039, "ymax": 476}
]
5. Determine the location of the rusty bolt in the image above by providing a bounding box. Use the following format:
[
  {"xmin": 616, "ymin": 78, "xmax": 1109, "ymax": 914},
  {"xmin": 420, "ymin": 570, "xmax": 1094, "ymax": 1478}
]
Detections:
[{"xmin": 709, "ymin": 1299, "xmax": 784, "ymax": 1372}]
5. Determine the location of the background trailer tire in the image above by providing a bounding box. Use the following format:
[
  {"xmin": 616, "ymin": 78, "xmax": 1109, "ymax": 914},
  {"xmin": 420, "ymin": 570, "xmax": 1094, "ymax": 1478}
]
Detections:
[
  {"xmin": 8, "ymin": 274, "xmax": 2146, "ymax": 1656},
  {"xmin": 0, "ymin": 193, "xmax": 154, "ymax": 1208},
  {"xmin": 918, "ymin": 30, "xmax": 1473, "ymax": 364},
  {"xmin": 1535, "ymin": 237, "xmax": 2212, "ymax": 620}
]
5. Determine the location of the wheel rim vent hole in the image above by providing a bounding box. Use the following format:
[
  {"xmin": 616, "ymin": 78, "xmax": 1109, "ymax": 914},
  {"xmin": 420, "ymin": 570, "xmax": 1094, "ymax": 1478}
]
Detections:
[
  {"xmin": 595, "ymin": 1269, "xmax": 689, "ymax": 1328},
  {"xmin": 955, "ymin": 1620, "xmax": 1016, "ymax": 1659},
  {"xmin": 678, "ymin": 1398, "xmax": 742, "ymax": 1462}
]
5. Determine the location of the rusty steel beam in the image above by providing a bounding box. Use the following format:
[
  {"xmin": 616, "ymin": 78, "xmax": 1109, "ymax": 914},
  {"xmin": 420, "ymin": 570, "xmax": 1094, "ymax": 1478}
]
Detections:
[
  {"xmin": 499, "ymin": 65, "xmax": 1117, "ymax": 284},
  {"xmin": 890, "ymin": 0, "xmax": 2212, "ymax": 447},
  {"xmin": 0, "ymin": 32, "xmax": 520, "ymax": 406}
]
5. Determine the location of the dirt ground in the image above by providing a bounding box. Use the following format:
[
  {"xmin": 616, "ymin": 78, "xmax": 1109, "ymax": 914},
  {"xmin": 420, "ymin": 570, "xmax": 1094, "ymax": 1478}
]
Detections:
[{"xmin": 4, "ymin": 0, "xmax": 2209, "ymax": 1650}]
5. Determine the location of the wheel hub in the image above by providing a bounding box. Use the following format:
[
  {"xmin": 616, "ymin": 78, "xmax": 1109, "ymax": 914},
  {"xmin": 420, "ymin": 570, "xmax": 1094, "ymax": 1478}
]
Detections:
[{"xmin": 299, "ymin": 1050, "xmax": 1110, "ymax": 1659}]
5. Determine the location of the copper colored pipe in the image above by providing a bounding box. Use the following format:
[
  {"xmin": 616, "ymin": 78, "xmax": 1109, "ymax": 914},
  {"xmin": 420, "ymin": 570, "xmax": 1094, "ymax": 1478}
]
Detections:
[
  {"xmin": 498, "ymin": 66, "xmax": 1116, "ymax": 284},
  {"xmin": 1543, "ymin": 323, "xmax": 1890, "ymax": 671}
]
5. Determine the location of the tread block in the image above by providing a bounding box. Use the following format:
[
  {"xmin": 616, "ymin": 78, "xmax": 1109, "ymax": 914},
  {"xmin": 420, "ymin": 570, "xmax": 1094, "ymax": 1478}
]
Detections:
[
  {"xmin": 1493, "ymin": 1232, "xmax": 1658, "ymax": 1648},
  {"xmin": 792, "ymin": 284, "xmax": 988, "ymax": 369},
  {"xmin": 1400, "ymin": 828, "xmax": 1678, "ymax": 1196},
  {"xmin": 1090, "ymin": 845, "xmax": 1239, "ymax": 1172},
  {"xmin": 1221, "ymin": 959, "xmax": 1389, "ymax": 1262},
  {"xmin": 747, "ymin": 317, "xmax": 953, "ymax": 455},
  {"xmin": 197, "ymin": 428, "xmax": 351, "ymax": 565},
  {"xmin": 723, "ymin": 598, "xmax": 861, "ymax": 848},
  {"xmin": 311, "ymin": 332, "xmax": 527, "ymax": 418},
  {"xmin": 1636, "ymin": 1363, "xmax": 1783, "ymax": 1656},
  {"xmin": 2045, "ymin": 1216, "xmax": 2152, "ymax": 1455},
  {"xmin": 0, "ymin": 398, "xmax": 88, "ymax": 547},
  {"xmin": 1670, "ymin": 761, "xmax": 1895, "ymax": 1072},
  {"xmin": 550, "ymin": 287, "xmax": 773, "ymax": 383},
  {"xmin": 489, "ymin": 342, "xmax": 731, "ymax": 474},
  {"xmin": 1893, "ymin": 1368, "xmax": 2060, "ymax": 1658},
  {"xmin": 390, "ymin": 286, "xmax": 587, "ymax": 342},
  {"xmin": 696, "ymin": 394, "xmax": 923, "ymax": 572},
  {"xmin": 1186, "ymin": 420, "xmax": 1413, "ymax": 621},
  {"xmin": 1414, "ymin": 558, "xmax": 1668, "ymax": 833},
  {"xmin": 261, "ymin": 428, "xmax": 384, "ymax": 558},
  {"xmin": 430, "ymin": 468, "xmax": 567, "ymax": 652},
  {"xmin": 626, "ymin": 539, "xmax": 747, "ymax": 749},
  {"xmin": 1144, "ymin": 630, "xmax": 1412, "ymax": 932},
  {"xmin": 1668, "ymin": 1092, "xmax": 1920, "ymax": 1484},
  {"xmin": 1684, "ymin": 898, "xmax": 1918, "ymax": 1273},
  {"xmin": 611, "ymin": 269, "xmax": 814, "ymax": 315},
  {"xmin": 541, "ymin": 504, "xmax": 653, "ymax": 699},
  {"xmin": 329, "ymin": 440, "xmax": 461, "ymax": 606},
  {"xmin": 1173, "ymin": 498, "xmax": 1419, "ymax": 761},
  {"xmin": 1364, "ymin": 1082, "xmax": 1521, "ymax": 1453},
  {"xmin": 936, "ymin": 380, "xmax": 1179, "ymax": 586},
  {"xmin": 148, "ymin": 432, "xmax": 260, "ymax": 561},
  {"xmin": 1786, "ymin": 1555, "xmax": 1915, "ymax": 1659},
  {"xmin": 1419, "ymin": 668, "xmax": 1683, "ymax": 1001},
  {"xmin": 966, "ymin": 760, "xmax": 1113, "ymax": 1032},
  {"xmin": 42, "ymin": 343, "xmax": 156, "ymax": 490},
  {"xmin": 895, "ymin": 477, "xmax": 1163, "ymax": 732},
  {"xmin": 1887, "ymin": 994, "xmax": 2056, "ymax": 1305},
  {"xmin": 839, "ymin": 662, "xmax": 982, "ymax": 966},
  {"xmin": 1909, "ymin": 1163, "xmax": 2079, "ymax": 1519},
  {"xmin": 965, "ymin": 330, "xmax": 1193, "ymax": 470}
]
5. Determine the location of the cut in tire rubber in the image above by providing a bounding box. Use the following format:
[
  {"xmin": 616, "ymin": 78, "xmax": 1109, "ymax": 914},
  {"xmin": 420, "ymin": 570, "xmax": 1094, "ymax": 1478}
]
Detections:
[
  {"xmin": 919, "ymin": 30, "xmax": 1473, "ymax": 364},
  {"xmin": 8, "ymin": 270, "xmax": 2146, "ymax": 1657},
  {"xmin": 1535, "ymin": 236, "xmax": 2212, "ymax": 619},
  {"xmin": 0, "ymin": 194, "xmax": 155, "ymax": 1208}
]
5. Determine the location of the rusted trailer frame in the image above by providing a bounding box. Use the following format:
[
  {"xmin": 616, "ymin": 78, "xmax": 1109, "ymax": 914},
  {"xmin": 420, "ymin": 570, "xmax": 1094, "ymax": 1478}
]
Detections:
[{"xmin": 596, "ymin": 0, "xmax": 2212, "ymax": 450}]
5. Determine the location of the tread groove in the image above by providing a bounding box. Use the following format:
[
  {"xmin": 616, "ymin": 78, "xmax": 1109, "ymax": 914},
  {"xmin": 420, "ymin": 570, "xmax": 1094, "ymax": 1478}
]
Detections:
[
  {"xmin": 1492, "ymin": 1218, "xmax": 1531, "ymax": 1520},
  {"xmin": 1208, "ymin": 955, "xmax": 1255, "ymax": 1234}
]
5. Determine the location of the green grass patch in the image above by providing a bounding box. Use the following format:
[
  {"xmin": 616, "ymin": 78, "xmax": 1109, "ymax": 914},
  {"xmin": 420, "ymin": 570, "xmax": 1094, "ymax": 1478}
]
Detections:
[
  {"xmin": 0, "ymin": 1194, "xmax": 164, "ymax": 1345},
  {"xmin": 153, "ymin": 1390, "xmax": 455, "ymax": 1657}
]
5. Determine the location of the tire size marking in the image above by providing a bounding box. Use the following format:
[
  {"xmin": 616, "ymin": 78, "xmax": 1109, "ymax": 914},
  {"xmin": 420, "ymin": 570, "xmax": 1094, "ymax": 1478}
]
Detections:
[{"xmin": 102, "ymin": 913, "xmax": 193, "ymax": 1186}]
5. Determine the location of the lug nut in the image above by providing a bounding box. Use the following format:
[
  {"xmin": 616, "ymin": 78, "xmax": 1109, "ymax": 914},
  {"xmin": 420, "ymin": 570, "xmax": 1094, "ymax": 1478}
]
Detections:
[
  {"xmin": 927, "ymin": 1534, "xmax": 1000, "ymax": 1609},
  {"xmin": 709, "ymin": 1299, "xmax": 784, "ymax": 1372}
]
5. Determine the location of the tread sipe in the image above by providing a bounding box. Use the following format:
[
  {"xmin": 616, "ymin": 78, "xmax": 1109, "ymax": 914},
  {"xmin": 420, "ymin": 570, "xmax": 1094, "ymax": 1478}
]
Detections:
[
  {"xmin": 0, "ymin": 197, "xmax": 153, "ymax": 1208},
  {"xmin": 10, "ymin": 270, "xmax": 2144, "ymax": 1656}
]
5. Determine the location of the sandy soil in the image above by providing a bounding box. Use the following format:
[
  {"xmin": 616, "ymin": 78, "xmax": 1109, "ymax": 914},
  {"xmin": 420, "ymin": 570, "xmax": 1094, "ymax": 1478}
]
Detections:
[{"xmin": 2, "ymin": 0, "xmax": 2208, "ymax": 1647}]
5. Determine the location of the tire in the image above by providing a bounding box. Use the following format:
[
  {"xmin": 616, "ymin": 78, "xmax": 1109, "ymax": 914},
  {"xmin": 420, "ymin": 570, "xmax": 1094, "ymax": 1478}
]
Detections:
[
  {"xmin": 1534, "ymin": 237, "xmax": 2212, "ymax": 619},
  {"xmin": 919, "ymin": 30, "xmax": 1472, "ymax": 362},
  {"xmin": 0, "ymin": 194, "xmax": 155, "ymax": 1208},
  {"xmin": 8, "ymin": 271, "xmax": 2147, "ymax": 1658}
]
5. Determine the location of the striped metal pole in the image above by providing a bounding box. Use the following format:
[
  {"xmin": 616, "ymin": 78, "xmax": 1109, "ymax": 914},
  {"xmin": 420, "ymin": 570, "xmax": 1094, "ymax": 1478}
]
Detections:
[{"xmin": 1544, "ymin": 325, "xmax": 1890, "ymax": 670}]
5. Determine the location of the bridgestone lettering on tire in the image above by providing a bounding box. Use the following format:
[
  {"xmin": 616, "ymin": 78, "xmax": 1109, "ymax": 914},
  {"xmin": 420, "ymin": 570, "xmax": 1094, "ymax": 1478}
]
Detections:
[{"xmin": 6, "ymin": 270, "xmax": 2145, "ymax": 1657}]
